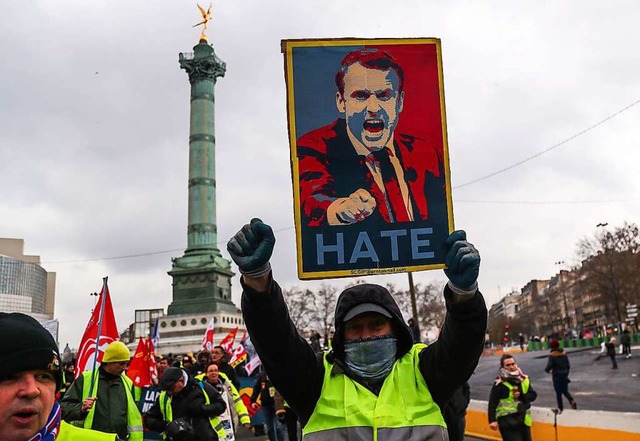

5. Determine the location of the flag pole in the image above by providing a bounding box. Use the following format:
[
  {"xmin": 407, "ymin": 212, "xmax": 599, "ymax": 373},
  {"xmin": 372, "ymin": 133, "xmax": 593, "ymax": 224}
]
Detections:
[{"xmin": 88, "ymin": 276, "xmax": 109, "ymax": 397}]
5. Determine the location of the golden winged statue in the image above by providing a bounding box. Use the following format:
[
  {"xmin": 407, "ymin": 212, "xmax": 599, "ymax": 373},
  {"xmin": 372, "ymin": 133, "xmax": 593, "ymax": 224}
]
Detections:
[{"xmin": 193, "ymin": 3, "xmax": 213, "ymax": 41}]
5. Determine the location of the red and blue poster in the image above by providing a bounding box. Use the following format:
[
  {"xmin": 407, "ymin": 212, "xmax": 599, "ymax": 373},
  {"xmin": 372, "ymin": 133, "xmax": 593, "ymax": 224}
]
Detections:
[{"xmin": 283, "ymin": 38, "xmax": 454, "ymax": 279}]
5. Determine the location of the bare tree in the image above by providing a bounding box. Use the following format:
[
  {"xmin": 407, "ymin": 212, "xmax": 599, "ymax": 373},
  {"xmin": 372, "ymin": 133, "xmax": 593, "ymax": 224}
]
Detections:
[
  {"xmin": 577, "ymin": 222, "xmax": 640, "ymax": 323},
  {"xmin": 281, "ymin": 286, "xmax": 314, "ymax": 334},
  {"xmin": 390, "ymin": 282, "xmax": 446, "ymax": 339},
  {"xmin": 310, "ymin": 283, "xmax": 338, "ymax": 339}
]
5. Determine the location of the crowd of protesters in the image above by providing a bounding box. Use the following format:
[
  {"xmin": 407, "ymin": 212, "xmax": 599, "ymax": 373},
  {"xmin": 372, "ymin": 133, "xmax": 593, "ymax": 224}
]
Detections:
[{"xmin": 0, "ymin": 311, "xmax": 306, "ymax": 441}]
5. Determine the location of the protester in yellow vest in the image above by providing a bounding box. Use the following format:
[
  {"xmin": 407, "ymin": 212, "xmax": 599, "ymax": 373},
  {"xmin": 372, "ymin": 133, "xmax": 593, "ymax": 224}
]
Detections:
[
  {"xmin": 60, "ymin": 341, "xmax": 143, "ymax": 440},
  {"xmin": 145, "ymin": 367, "xmax": 227, "ymax": 441},
  {"xmin": 488, "ymin": 354, "xmax": 537, "ymax": 441},
  {"xmin": 227, "ymin": 218, "xmax": 488, "ymax": 440},
  {"xmin": 0, "ymin": 312, "xmax": 118, "ymax": 441},
  {"xmin": 58, "ymin": 362, "xmax": 75, "ymax": 398},
  {"xmin": 196, "ymin": 363, "xmax": 251, "ymax": 432}
]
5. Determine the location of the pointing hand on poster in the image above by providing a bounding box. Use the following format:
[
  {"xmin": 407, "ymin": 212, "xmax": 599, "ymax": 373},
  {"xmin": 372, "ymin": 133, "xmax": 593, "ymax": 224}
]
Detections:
[
  {"xmin": 327, "ymin": 188, "xmax": 377, "ymax": 225},
  {"xmin": 444, "ymin": 230, "xmax": 480, "ymax": 295},
  {"xmin": 227, "ymin": 218, "xmax": 275, "ymax": 279}
]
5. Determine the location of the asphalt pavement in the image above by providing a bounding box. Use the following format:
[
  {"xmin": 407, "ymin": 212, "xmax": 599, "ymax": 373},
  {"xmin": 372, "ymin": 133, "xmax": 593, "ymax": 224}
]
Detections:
[{"xmin": 469, "ymin": 345, "xmax": 640, "ymax": 412}]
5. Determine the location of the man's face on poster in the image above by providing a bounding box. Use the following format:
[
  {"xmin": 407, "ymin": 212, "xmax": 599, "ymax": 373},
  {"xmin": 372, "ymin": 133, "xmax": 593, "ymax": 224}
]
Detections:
[{"xmin": 337, "ymin": 62, "xmax": 404, "ymax": 152}]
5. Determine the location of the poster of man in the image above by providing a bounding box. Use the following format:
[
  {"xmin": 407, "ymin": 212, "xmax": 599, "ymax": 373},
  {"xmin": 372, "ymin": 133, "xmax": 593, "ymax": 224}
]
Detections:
[{"xmin": 283, "ymin": 38, "xmax": 454, "ymax": 279}]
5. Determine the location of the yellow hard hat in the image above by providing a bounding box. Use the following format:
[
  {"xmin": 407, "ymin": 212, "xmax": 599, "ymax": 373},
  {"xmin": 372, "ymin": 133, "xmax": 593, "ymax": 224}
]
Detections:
[{"xmin": 102, "ymin": 341, "xmax": 130, "ymax": 363}]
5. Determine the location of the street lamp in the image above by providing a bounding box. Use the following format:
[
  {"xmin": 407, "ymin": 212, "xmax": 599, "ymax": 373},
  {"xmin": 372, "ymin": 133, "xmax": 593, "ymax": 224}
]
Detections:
[{"xmin": 555, "ymin": 261, "xmax": 571, "ymax": 330}]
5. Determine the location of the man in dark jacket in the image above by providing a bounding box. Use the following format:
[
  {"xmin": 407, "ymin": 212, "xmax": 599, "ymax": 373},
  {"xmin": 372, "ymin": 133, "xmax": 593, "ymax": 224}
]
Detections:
[
  {"xmin": 227, "ymin": 218, "xmax": 487, "ymax": 440},
  {"xmin": 544, "ymin": 339, "xmax": 576, "ymax": 413},
  {"xmin": 144, "ymin": 367, "xmax": 227, "ymax": 441},
  {"xmin": 250, "ymin": 370, "xmax": 284, "ymax": 441},
  {"xmin": 0, "ymin": 313, "xmax": 119, "ymax": 441}
]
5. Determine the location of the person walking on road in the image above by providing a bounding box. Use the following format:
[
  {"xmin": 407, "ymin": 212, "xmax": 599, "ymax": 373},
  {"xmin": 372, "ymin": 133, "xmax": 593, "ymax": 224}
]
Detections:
[
  {"xmin": 544, "ymin": 339, "xmax": 576, "ymax": 413},
  {"xmin": 488, "ymin": 354, "xmax": 537, "ymax": 441},
  {"xmin": 621, "ymin": 330, "xmax": 632, "ymax": 359},
  {"xmin": 227, "ymin": 218, "xmax": 487, "ymax": 440},
  {"xmin": 606, "ymin": 337, "xmax": 619, "ymax": 369}
]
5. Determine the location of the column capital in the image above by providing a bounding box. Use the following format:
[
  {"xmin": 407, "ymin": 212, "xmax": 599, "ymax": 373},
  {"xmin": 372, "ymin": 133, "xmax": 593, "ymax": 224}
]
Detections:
[{"xmin": 179, "ymin": 43, "xmax": 226, "ymax": 84}]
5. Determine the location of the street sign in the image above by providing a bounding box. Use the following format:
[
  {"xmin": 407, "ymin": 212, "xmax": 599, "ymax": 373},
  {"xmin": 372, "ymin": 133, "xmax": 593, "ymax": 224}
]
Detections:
[{"xmin": 628, "ymin": 312, "xmax": 638, "ymax": 318}]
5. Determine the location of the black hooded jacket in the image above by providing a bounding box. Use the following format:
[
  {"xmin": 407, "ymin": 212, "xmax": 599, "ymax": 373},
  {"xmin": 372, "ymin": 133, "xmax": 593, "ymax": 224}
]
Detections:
[
  {"xmin": 241, "ymin": 276, "xmax": 487, "ymax": 427},
  {"xmin": 144, "ymin": 377, "xmax": 227, "ymax": 441}
]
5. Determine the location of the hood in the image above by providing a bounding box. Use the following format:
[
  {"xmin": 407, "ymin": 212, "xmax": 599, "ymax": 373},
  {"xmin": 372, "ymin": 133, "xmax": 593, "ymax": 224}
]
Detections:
[{"xmin": 332, "ymin": 284, "xmax": 413, "ymax": 360}]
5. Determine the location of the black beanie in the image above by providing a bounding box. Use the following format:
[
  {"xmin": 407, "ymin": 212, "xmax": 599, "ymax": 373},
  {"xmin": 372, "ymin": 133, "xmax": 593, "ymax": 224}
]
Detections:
[
  {"xmin": 159, "ymin": 367, "xmax": 184, "ymax": 391},
  {"xmin": 0, "ymin": 312, "xmax": 62, "ymax": 391}
]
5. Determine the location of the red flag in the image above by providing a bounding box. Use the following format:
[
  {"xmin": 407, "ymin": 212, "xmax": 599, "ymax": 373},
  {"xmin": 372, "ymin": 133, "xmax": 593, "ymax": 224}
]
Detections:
[
  {"xmin": 219, "ymin": 327, "xmax": 238, "ymax": 356},
  {"xmin": 229, "ymin": 331, "xmax": 247, "ymax": 367},
  {"xmin": 126, "ymin": 338, "xmax": 153, "ymax": 387},
  {"xmin": 75, "ymin": 281, "xmax": 119, "ymax": 378},
  {"xmin": 201, "ymin": 318, "xmax": 215, "ymax": 351}
]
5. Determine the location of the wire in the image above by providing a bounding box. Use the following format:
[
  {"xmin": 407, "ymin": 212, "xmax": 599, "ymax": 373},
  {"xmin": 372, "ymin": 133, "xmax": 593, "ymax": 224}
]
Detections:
[
  {"xmin": 43, "ymin": 100, "xmax": 640, "ymax": 265},
  {"xmin": 456, "ymin": 198, "xmax": 635, "ymax": 205},
  {"xmin": 43, "ymin": 248, "xmax": 182, "ymax": 264},
  {"xmin": 453, "ymin": 98, "xmax": 640, "ymax": 189},
  {"xmin": 42, "ymin": 225, "xmax": 295, "ymax": 264}
]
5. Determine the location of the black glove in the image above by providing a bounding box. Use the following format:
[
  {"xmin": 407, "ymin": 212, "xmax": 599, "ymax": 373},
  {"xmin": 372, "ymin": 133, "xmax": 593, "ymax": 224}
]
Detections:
[
  {"xmin": 227, "ymin": 218, "xmax": 276, "ymax": 278},
  {"xmin": 444, "ymin": 230, "xmax": 480, "ymax": 293},
  {"xmin": 165, "ymin": 418, "xmax": 194, "ymax": 441},
  {"xmin": 277, "ymin": 410, "xmax": 287, "ymax": 423}
]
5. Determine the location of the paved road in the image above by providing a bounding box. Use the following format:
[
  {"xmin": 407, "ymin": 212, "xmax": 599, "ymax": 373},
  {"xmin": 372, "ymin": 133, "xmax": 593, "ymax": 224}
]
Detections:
[
  {"xmin": 233, "ymin": 346, "xmax": 640, "ymax": 440},
  {"xmin": 469, "ymin": 346, "xmax": 640, "ymax": 412}
]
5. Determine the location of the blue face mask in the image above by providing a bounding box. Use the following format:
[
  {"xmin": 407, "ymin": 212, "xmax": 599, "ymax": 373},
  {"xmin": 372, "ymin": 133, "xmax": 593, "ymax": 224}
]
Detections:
[{"xmin": 343, "ymin": 335, "xmax": 397, "ymax": 382}]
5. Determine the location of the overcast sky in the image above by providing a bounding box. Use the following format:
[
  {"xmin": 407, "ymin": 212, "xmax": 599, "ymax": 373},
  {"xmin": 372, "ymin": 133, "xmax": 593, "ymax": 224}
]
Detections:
[{"xmin": 2, "ymin": 1, "xmax": 639, "ymax": 347}]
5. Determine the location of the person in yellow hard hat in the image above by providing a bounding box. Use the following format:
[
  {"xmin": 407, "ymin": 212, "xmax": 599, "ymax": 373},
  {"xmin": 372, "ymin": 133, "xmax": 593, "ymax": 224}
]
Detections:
[{"xmin": 61, "ymin": 341, "xmax": 143, "ymax": 440}]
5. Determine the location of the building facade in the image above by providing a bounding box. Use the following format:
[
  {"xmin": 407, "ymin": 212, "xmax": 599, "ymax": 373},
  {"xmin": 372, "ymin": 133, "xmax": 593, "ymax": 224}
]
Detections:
[{"xmin": 0, "ymin": 238, "xmax": 56, "ymax": 320}]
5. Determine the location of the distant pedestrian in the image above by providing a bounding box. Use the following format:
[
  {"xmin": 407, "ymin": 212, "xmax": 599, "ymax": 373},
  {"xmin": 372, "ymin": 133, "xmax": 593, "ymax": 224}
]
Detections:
[
  {"xmin": 251, "ymin": 370, "xmax": 285, "ymax": 441},
  {"xmin": 309, "ymin": 332, "xmax": 322, "ymax": 353},
  {"xmin": 518, "ymin": 334, "xmax": 525, "ymax": 352},
  {"xmin": 606, "ymin": 337, "xmax": 619, "ymax": 369},
  {"xmin": 408, "ymin": 318, "xmax": 421, "ymax": 343},
  {"xmin": 488, "ymin": 354, "xmax": 537, "ymax": 441},
  {"xmin": 594, "ymin": 340, "xmax": 607, "ymax": 361},
  {"xmin": 621, "ymin": 330, "xmax": 632, "ymax": 359},
  {"xmin": 544, "ymin": 340, "xmax": 576, "ymax": 413}
]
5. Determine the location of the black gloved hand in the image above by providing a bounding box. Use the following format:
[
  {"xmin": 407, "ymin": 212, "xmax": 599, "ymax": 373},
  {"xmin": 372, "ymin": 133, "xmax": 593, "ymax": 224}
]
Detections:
[
  {"xmin": 227, "ymin": 218, "xmax": 276, "ymax": 278},
  {"xmin": 165, "ymin": 418, "xmax": 194, "ymax": 441},
  {"xmin": 277, "ymin": 410, "xmax": 286, "ymax": 423},
  {"xmin": 444, "ymin": 230, "xmax": 480, "ymax": 292}
]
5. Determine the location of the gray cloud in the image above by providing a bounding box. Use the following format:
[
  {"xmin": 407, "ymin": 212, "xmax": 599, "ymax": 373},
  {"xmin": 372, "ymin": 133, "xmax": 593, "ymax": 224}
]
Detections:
[{"xmin": 2, "ymin": 1, "xmax": 639, "ymax": 347}]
